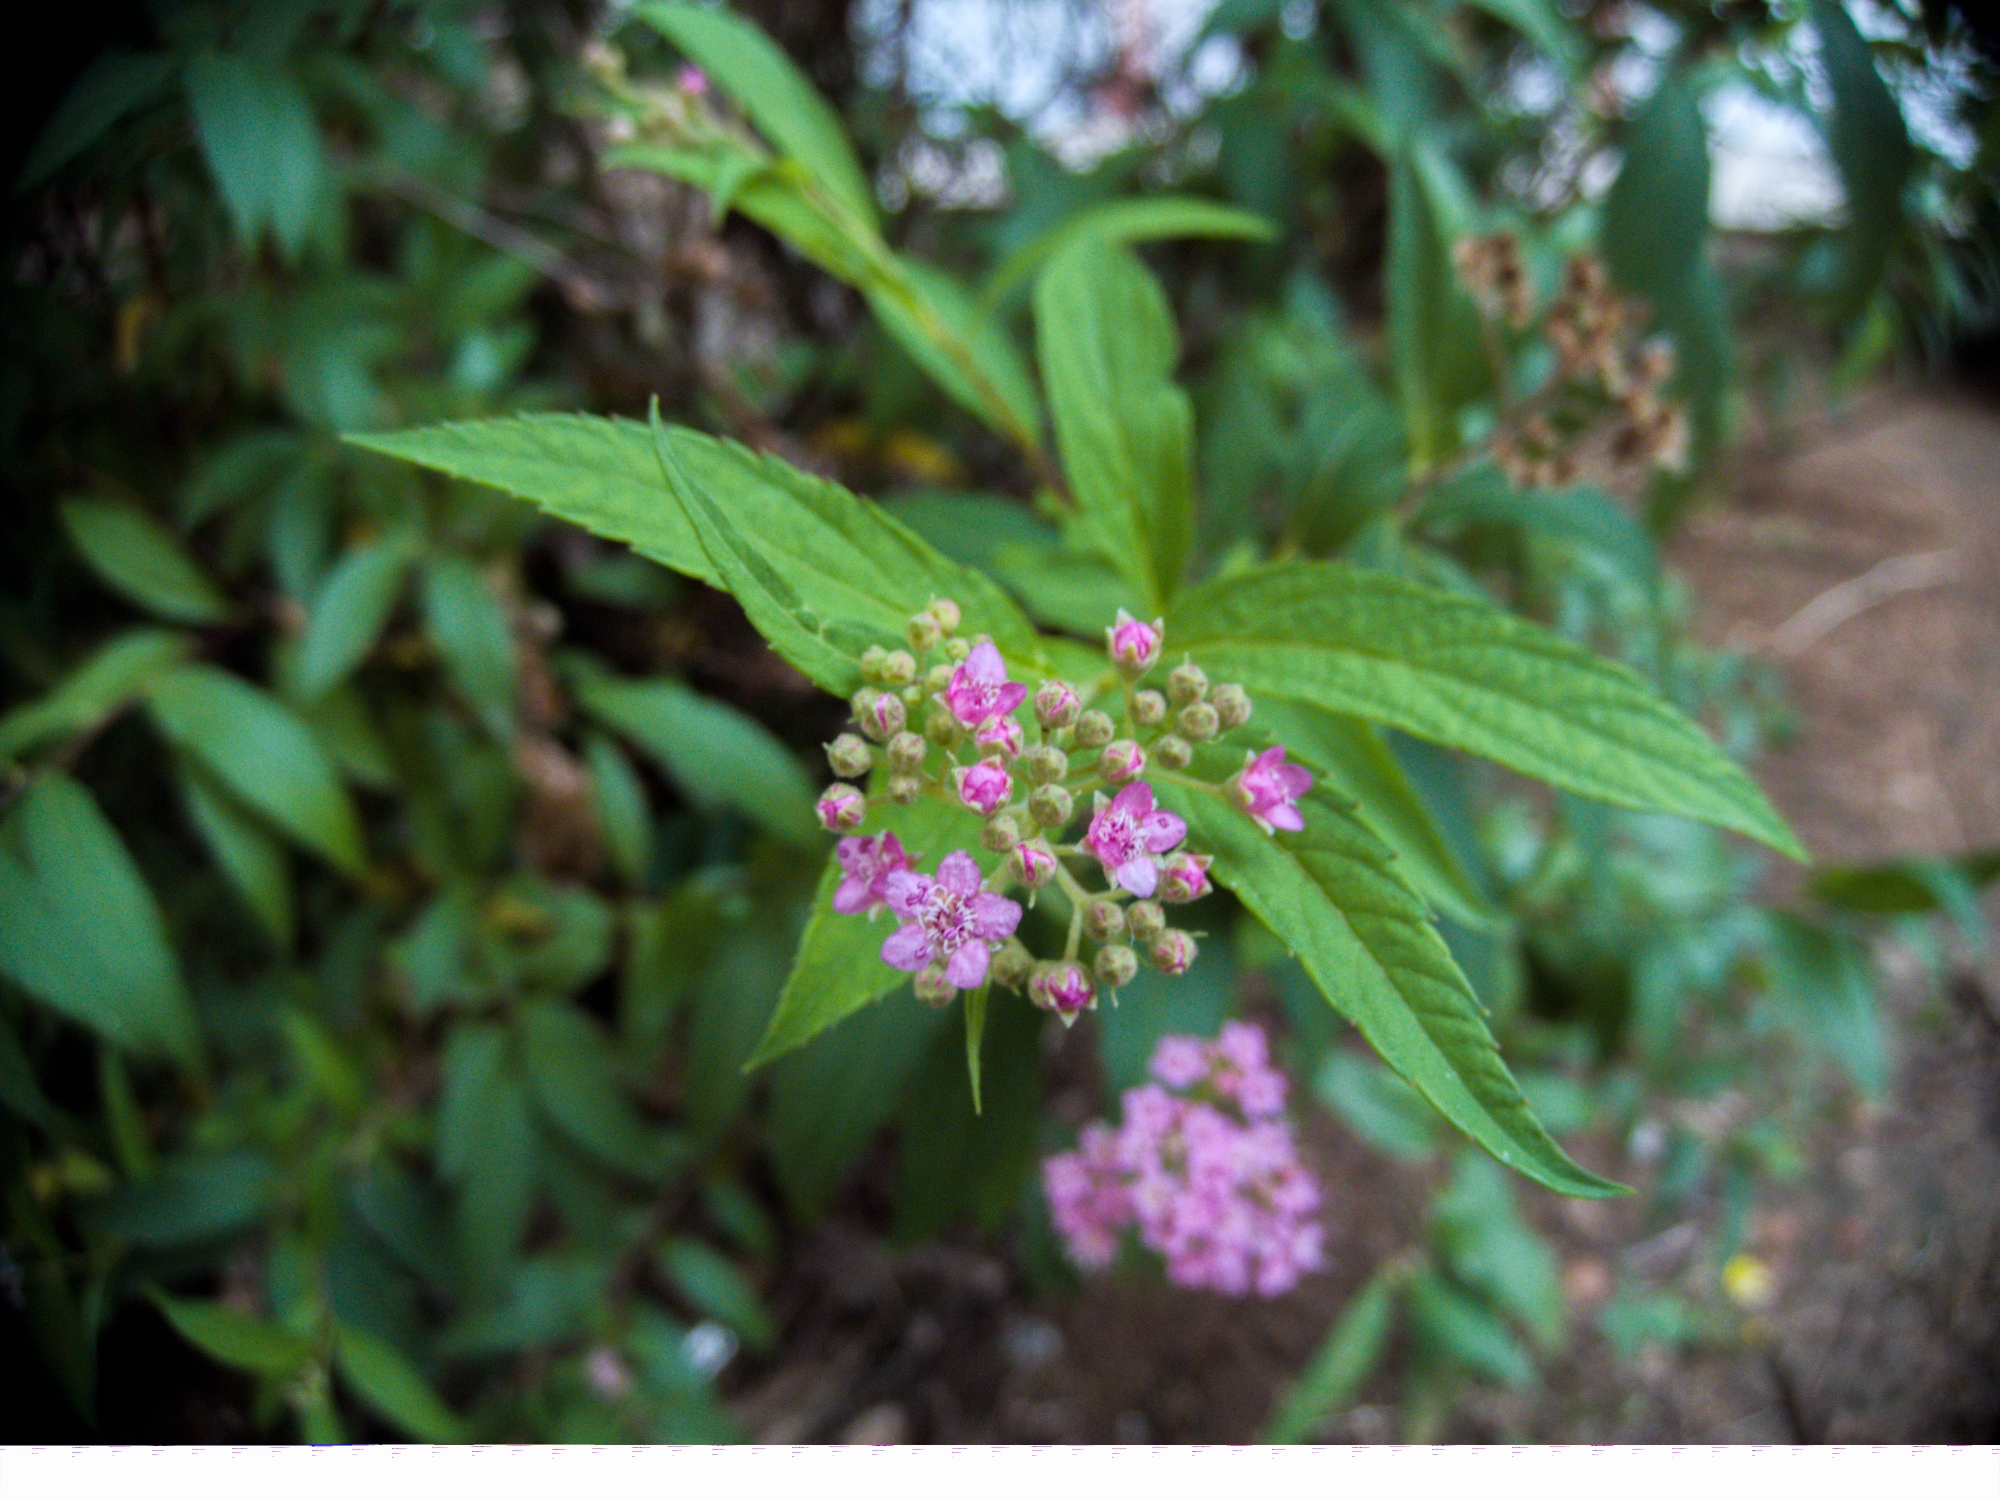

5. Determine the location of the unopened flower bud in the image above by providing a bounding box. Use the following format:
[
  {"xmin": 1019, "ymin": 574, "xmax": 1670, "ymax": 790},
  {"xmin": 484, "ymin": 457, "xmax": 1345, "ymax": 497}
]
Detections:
[
  {"xmin": 1211, "ymin": 683, "xmax": 1252, "ymax": 729},
  {"xmin": 1151, "ymin": 929, "xmax": 1198, "ymax": 976},
  {"xmin": 881, "ymin": 649, "xmax": 918, "ymax": 687},
  {"xmin": 1094, "ymin": 944, "xmax": 1139, "ymax": 990},
  {"xmin": 1022, "ymin": 744, "xmax": 1068, "ymax": 785},
  {"xmin": 887, "ymin": 731, "xmax": 928, "ymax": 773},
  {"xmin": 1106, "ymin": 609, "xmax": 1164, "ymax": 676},
  {"xmin": 1131, "ymin": 690, "xmax": 1167, "ymax": 727},
  {"xmin": 860, "ymin": 644, "xmax": 890, "ymax": 683},
  {"xmin": 1099, "ymin": 739, "xmax": 1146, "ymax": 784},
  {"xmin": 989, "ymin": 938, "xmax": 1034, "ymax": 990},
  {"xmin": 1009, "ymin": 839, "xmax": 1059, "ymax": 888},
  {"xmin": 982, "ymin": 812, "xmax": 1022, "ymax": 854},
  {"xmin": 1176, "ymin": 701, "xmax": 1219, "ymax": 742},
  {"xmin": 851, "ymin": 685, "xmax": 883, "ymax": 721},
  {"xmin": 1034, "ymin": 680, "xmax": 1082, "ymax": 730},
  {"xmin": 887, "ymin": 773, "xmax": 923, "ymax": 805},
  {"xmin": 1127, "ymin": 900, "xmax": 1167, "ymax": 943},
  {"xmin": 1167, "ymin": 662, "xmax": 1209, "ymax": 707},
  {"xmin": 943, "ymin": 637, "xmax": 971, "ymax": 663},
  {"xmin": 975, "ymin": 713, "xmax": 1024, "ymax": 759},
  {"xmin": 1152, "ymin": 734, "xmax": 1192, "ymax": 771},
  {"xmin": 1082, "ymin": 899, "xmax": 1126, "ymax": 943},
  {"xmin": 907, "ymin": 612, "xmax": 942, "ymax": 653},
  {"xmin": 954, "ymin": 757, "xmax": 1013, "ymax": 816},
  {"xmin": 1029, "ymin": 960, "xmax": 1095, "ymax": 1020},
  {"xmin": 826, "ymin": 733, "xmax": 873, "ymax": 779},
  {"xmin": 926, "ymin": 598, "xmax": 962, "ymax": 635},
  {"xmin": 816, "ymin": 784, "xmax": 866, "ymax": 833},
  {"xmin": 1158, "ymin": 852, "xmax": 1213, "ymax": 904},
  {"xmin": 1075, "ymin": 710, "xmax": 1114, "ymax": 749},
  {"xmin": 901, "ymin": 685, "xmax": 925, "ymax": 708},
  {"xmin": 925, "ymin": 708, "xmax": 962, "ymax": 748},
  {"xmin": 861, "ymin": 692, "xmax": 906, "ymax": 742},
  {"xmin": 924, "ymin": 664, "xmax": 954, "ymax": 696},
  {"xmin": 914, "ymin": 963, "xmax": 957, "ymax": 1007},
  {"xmin": 1029, "ymin": 783, "xmax": 1073, "ymax": 829}
]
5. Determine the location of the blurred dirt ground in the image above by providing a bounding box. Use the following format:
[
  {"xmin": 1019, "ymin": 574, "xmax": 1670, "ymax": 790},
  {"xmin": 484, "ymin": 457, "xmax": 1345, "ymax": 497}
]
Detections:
[{"xmin": 724, "ymin": 383, "xmax": 2000, "ymax": 1443}]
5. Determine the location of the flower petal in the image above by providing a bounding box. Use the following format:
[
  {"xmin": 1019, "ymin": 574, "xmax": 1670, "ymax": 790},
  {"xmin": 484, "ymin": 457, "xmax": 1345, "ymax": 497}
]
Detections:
[
  {"xmin": 881, "ymin": 922, "xmax": 933, "ymax": 971},
  {"xmin": 936, "ymin": 851, "xmax": 983, "ymax": 897},
  {"xmin": 883, "ymin": 870, "xmax": 930, "ymax": 919},
  {"xmin": 1116, "ymin": 857, "xmax": 1159, "ymax": 898},
  {"xmin": 971, "ymin": 891, "xmax": 1023, "ymax": 940},
  {"xmin": 1140, "ymin": 810, "xmax": 1187, "ymax": 853},
  {"xmin": 832, "ymin": 877, "xmax": 873, "ymax": 915},
  {"xmin": 1267, "ymin": 802, "xmax": 1305, "ymax": 832},
  {"xmin": 965, "ymin": 640, "xmax": 1006, "ymax": 685},
  {"xmin": 945, "ymin": 941, "xmax": 989, "ymax": 990},
  {"xmin": 1110, "ymin": 781, "xmax": 1154, "ymax": 818}
]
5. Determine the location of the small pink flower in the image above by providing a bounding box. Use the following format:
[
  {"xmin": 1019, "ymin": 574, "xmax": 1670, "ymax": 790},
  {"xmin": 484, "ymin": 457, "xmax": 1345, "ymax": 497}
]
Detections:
[
  {"xmin": 1099, "ymin": 739, "xmax": 1146, "ymax": 785},
  {"xmin": 944, "ymin": 641, "xmax": 1028, "ymax": 728},
  {"xmin": 1034, "ymin": 679, "xmax": 1082, "ymax": 729},
  {"xmin": 975, "ymin": 713, "xmax": 1024, "ymax": 758},
  {"xmin": 585, "ymin": 1346, "xmax": 632, "ymax": 1399},
  {"xmin": 676, "ymin": 64, "xmax": 709, "ymax": 95},
  {"xmin": 817, "ymin": 783, "xmax": 866, "ymax": 832},
  {"xmin": 833, "ymin": 831, "xmax": 911, "ymax": 916},
  {"xmin": 1157, "ymin": 852, "xmax": 1213, "ymax": 904},
  {"xmin": 1009, "ymin": 839, "xmax": 1059, "ymax": 889},
  {"xmin": 1030, "ymin": 960, "xmax": 1095, "ymax": 1019},
  {"xmin": 1150, "ymin": 1036, "xmax": 1208, "ymax": 1089},
  {"xmin": 952, "ymin": 756, "xmax": 1014, "ymax": 816},
  {"xmin": 1106, "ymin": 609, "xmax": 1163, "ymax": 674},
  {"xmin": 1232, "ymin": 746, "xmax": 1313, "ymax": 834},
  {"xmin": 881, "ymin": 852, "xmax": 1022, "ymax": 990},
  {"xmin": 1084, "ymin": 782, "xmax": 1187, "ymax": 898}
]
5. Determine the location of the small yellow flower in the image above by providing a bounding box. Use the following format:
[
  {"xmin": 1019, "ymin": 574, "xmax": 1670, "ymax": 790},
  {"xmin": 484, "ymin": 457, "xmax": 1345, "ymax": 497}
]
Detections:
[{"xmin": 1723, "ymin": 1253, "xmax": 1776, "ymax": 1310}]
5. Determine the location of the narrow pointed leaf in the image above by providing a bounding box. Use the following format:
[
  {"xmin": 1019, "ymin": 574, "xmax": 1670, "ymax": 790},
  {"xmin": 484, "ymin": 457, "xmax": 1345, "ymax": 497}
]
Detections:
[
  {"xmin": 152, "ymin": 1293, "xmax": 312, "ymax": 1379},
  {"xmin": 178, "ymin": 759, "xmax": 293, "ymax": 948},
  {"xmin": 60, "ymin": 498, "xmax": 232, "ymax": 624},
  {"xmin": 983, "ymin": 196, "xmax": 1274, "ymax": 308},
  {"xmin": 295, "ymin": 534, "xmax": 417, "ymax": 700},
  {"xmin": 0, "ymin": 629, "xmax": 191, "ymax": 760},
  {"xmin": 1167, "ymin": 561, "xmax": 1804, "ymax": 859},
  {"xmin": 1263, "ymin": 1267, "xmax": 1400, "ymax": 1441},
  {"xmin": 333, "ymin": 1323, "xmax": 466, "ymax": 1443},
  {"xmin": 185, "ymin": 53, "xmax": 323, "ymax": 256}
]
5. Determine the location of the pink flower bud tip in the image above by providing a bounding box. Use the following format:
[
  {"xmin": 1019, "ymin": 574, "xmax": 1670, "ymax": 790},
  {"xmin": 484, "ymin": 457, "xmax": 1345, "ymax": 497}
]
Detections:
[
  {"xmin": 1009, "ymin": 839, "xmax": 1059, "ymax": 889},
  {"xmin": 944, "ymin": 640, "xmax": 1028, "ymax": 729},
  {"xmin": 1034, "ymin": 679, "xmax": 1082, "ymax": 729},
  {"xmin": 881, "ymin": 852, "xmax": 1022, "ymax": 991},
  {"xmin": 975, "ymin": 713, "xmax": 1024, "ymax": 758},
  {"xmin": 1106, "ymin": 609, "xmax": 1164, "ymax": 674},
  {"xmin": 1031, "ymin": 961, "xmax": 1096, "ymax": 1022},
  {"xmin": 1157, "ymin": 852, "xmax": 1213, "ymax": 904},
  {"xmin": 1099, "ymin": 739, "xmax": 1146, "ymax": 784},
  {"xmin": 817, "ymin": 784, "xmax": 866, "ymax": 832},
  {"xmin": 953, "ymin": 757, "xmax": 1014, "ymax": 816},
  {"xmin": 1232, "ymin": 745, "xmax": 1313, "ymax": 834},
  {"xmin": 1084, "ymin": 782, "xmax": 1187, "ymax": 898}
]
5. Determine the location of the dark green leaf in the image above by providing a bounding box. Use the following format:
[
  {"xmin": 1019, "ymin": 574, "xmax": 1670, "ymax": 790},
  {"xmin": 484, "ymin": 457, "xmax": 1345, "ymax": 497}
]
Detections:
[
  {"xmin": 1386, "ymin": 144, "xmax": 1487, "ymax": 469},
  {"xmin": 86, "ymin": 1147, "xmax": 275, "ymax": 1246},
  {"xmin": 1420, "ymin": 464, "xmax": 1658, "ymax": 586},
  {"xmin": 295, "ymin": 534, "xmax": 418, "ymax": 701},
  {"xmin": 584, "ymin": 732, "xmax": 653, "ymax": 884},
  {"xmin": 983, "ymin": 196, "xmax": 1273, "ymax": 308},
  {"xmin": 178, "ymin": 759, "xmax": 294, "ymax": 948},
  {"xmin": 0, "ymin": 774, "xmax": 199, "ymax": 1065},
  {"xmin": 0, "ymin": 629, "xmax": 192, "ymax": 761},
  {"xmin": 333, "ymin": 1323, "xmax": 465, "ymax": 1443},
  {"xmin": 866, "ymin": 259, "xmax": 1042, "ymax": 453},
  {"xmin": 1314, "ymin": 1049, "xmax": 1441, "ymax": 1159},
  {"xmin": 518, "ymin": 998, "xmax": 678, "ymax": 1180},
  {"xmin": 421, "ymin": 555, "xmax": 517, "ymax": 736},
  {"xmin": 1166, "ymin": 561, "xmax": 1805, "ymax": 858},
  {"xmin": 1095, "ymin": 939, "xmax": 1233, "ymax": 1095},
  {"xmin": 59, "ymin": 498, "xmax": 232, "ymax": 624},
  {"xmin": 152, "ymin": 1293, "xmax": 313, "ymax": 1379},
  {"xmin": 1762, "ymin": 914, "xmax": 1886, "ymax": 1097},
  {"xmin": 185, "ymin": 53, "xmax": 323, "ymax": 257},
  {"xmin": 438, "ymin": 1024, "xmax": 538, "ymax": 1287},
  {"xmin": 658, "ymin": 1238, "xmax": 775, "ymax": 1351},
  {"xmin": 1407, "ymin": 1270, "xmax": 1535, "ymax": 1385},
  {"xmin": 146, "ymin": 664, "xmax": 367, "ymax": 874},
  {"xmin": 17, "ymin": 52, "xmax": 179, "ymax": 190},
  {"xmin": 1601, "ymin": 74, "xmax": 1710, "ymax": 308},
  {"xmin": 1812, "ymin": 0, "xmax": 1913, "ymax": 324}
]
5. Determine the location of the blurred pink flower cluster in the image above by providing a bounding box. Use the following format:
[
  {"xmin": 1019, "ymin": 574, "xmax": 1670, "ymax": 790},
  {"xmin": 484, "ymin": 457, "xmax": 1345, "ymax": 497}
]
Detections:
[{"xmin": 1043, "ymin": 1022, "xmax": 1324, "ymax": 1298}]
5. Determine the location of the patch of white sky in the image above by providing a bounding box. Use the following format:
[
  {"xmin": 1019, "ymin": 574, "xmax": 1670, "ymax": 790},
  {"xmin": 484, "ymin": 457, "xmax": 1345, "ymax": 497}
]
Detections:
[{"xmin": 850, "ymin": 0, "xmax": 1977, "ymax": 229}]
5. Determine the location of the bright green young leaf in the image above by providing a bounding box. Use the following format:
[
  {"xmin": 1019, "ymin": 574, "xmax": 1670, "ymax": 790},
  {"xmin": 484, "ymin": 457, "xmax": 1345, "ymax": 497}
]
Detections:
[
  {"xmin": 1386, "ymin": 143, "xmax": 1488, "ymax": 470},
  {"xmin": 748, "ymin": 795, "xmax": 984, "ymax": 1067},
  {"xmin": 1251, "ymin": 699, "xmax": 1502, "ymax": 929},
  {"xmin": 334, "ymin": 1323, "xmax": 466, "ymax": 1443},
  {"xmin": 518, "ymin": 998, "xmax": 678, "ymax": 1180},
  {"xmin": 578, "ymin": 675, "xmax": 816, "ymax": 846},
  {"xmin": 1262, "ymin": 1266, "xmax": 1400, "ymax": 1441},
  {"xmin": 1158, "ymin": 773, "xmax": 1618, "ymax": 1197},
  {"xmin": 0, "ymin": 774, "xmax": 200, "ymax": 1066},
  {"xmin": 152, "ymin": 1292, "xmax": 313, "ymax": 1379},
  {"xmin": 185, "ymin": 53, "xmax": 323, "ymax": 257},
  {"xmin": 1812, "ymin": 0, "xmax": 1913, "ymax": 324},
  {"xmin": 0, "ymin": 629, "xmax": 192, "ymax": 761},
  {"xmin": 17, "ymin": 52, "xmax": 180, "ymax": 190},
  {"xmin": 1035, "ymin": 241, "xmax": 1196, "ymax": 612},
  {"xmin": 583, "ymin": 732, "xmax": 653, "ymax": 884},
  {"xmin": 658, "ymin": 1237, "xmax": 776, "ymax": 1350},
  {"xmin": 1166, "ymin": 561, "xmax": 1805, "ymax": 859},
  {"xmin": 982, "ymin": 196, "xmax": 1274, "ymax": 308},
  {"xmin": 421, "ymin": 554, "xmax": 518, "ymax": 735},
  {"xmin": 636, "ymin": 2, "xmax": 878, "ymax": 235},
  {"xmin": 146, "ymin": 665, "xmax": 368, "ymax": 874},
  {"xmin": 295, "ymin": 533, "xmax": 418, "ymax": 700},
  {"xmin": 59, "ymin": 498, "xmax": 232, "ymax": 625},
  {"xmin": 178, "ymin": 758, "xmax": 294, "ymax": 948}
]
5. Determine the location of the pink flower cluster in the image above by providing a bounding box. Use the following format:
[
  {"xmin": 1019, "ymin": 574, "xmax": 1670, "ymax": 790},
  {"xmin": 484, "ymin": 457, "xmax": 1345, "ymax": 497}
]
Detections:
[{"xmin": 1043, "ymin": 1023, "xmax": 1324, "ymax": 1299}]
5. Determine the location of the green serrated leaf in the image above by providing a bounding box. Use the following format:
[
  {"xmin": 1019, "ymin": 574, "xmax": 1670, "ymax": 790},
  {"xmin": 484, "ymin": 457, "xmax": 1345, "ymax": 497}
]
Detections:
[
  {"xmin": 295, "ymin": 534, "xmax": 417, "ymax": 701},
  {"xmin": 152, "ymin": 1293, "xmax": 313, "ymax": 1379},
  {"xmin": 145, "ymin": 664, "xmax": 366, "ymax": 874},
  {"xmin": 0, "ymin": 629, "xmax": 191, "ymax": 761},
  {"xmin": 578, "ymin": 675, "xmax": 815, "ymax": 846},
  {"xmin": 0, "ymin": 774, "xmax": 200, "ymax": 1067},
  {"xmin": 1160, "ymin": 773, "xmax": 1617, "ymax": 1197},
  {"xmin": 1166, "ymin": 561, "xmax": 1805, "ymax": 859},
  {"xmin": 333, "ymin": 1322, "xmax": 465, "ymax": 1443},
  {"xmin": 1035, "ymin": 241, "xmax": 1195, "ymax": 612},
  {"xmin": 60, "ymin": 498, "xmax": 232, "ymax": 624}
]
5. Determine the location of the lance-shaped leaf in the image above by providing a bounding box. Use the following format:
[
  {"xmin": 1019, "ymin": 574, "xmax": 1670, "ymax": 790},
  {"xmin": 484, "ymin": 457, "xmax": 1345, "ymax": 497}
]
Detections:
[
  {"xmin": 1158, "ymin": 773, "xmax": 1616, "ymax": 1197},
  {"xmin": 747, "ymin": 795, "xmax": 985, "ymax": 1067},
  {"xmin": 295, "ymin": 532, "xmax": 418, "ymax": 700},
  {"xmin": 0, "ymin": 774, "xmax": 200, "ymax": 1067},
  {"xmin": 146, "ymin": 664, "xmax": 367, "ymax": 874},
  {"xmin": 60, "ymin": 498, "xmax": 232, "ymax": 625},
  {"xmin": 1035, "ymin": 241, "xmax": 1196, "ymax": 613},
  {"xmin": 177, "ymin": 758, "xmax": 294, "ymax": 948},
  {"xmin": 1166, "ymin": 561, "xmax": 1804, "ymax": 859},
  {"xmin": 983, "ymin": 196, "xmax": 1274, "ymax": 309},
  {"xmin": 865, "ymin": 260, "xmax": 1043, "ymax": 455},
  {"xmin": 1812, "ymin": 0, "xmax": 1913, "ymax": 324},
  {"xmin": 0, "ymin": 629, "xmax": 191, "ymax": 761},
  {"xmin": 152, "ymin": 1293, "xmax": 313, "ymax": 1380},
  {"xmin": 1386, "ymin": 143, "xmax": 1488, "ymax": 470}
]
